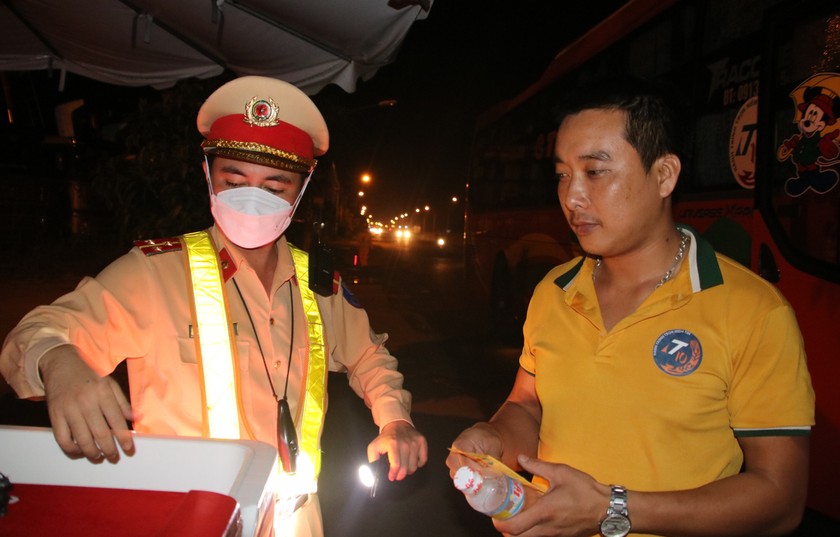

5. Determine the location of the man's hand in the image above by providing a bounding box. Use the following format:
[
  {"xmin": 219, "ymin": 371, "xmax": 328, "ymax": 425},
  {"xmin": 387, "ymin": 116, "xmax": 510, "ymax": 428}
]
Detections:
[
  {"xmin": 447, "ymin": 368, "xmax": 541, "ymax": 478},
  {"xmin": 367, "ymin": 420, "xmax": 428, "ymax": 481},
  {"xmin": 445, "ymin": 421, "xmax": 505, "ymax": 478},
  {"xmin": 40, "ymin": 345, "xmax": 135, "ymax": 463},
  {"xmin": 492, "ymin": 455, "xmax": 609, "ymax": 537}
]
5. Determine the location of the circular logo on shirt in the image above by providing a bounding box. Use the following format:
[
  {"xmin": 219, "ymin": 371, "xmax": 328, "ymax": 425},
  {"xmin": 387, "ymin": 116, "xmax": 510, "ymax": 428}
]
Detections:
[{"xmin": 652, "ymin": 329, "xmax": 703, "ymax": 376}]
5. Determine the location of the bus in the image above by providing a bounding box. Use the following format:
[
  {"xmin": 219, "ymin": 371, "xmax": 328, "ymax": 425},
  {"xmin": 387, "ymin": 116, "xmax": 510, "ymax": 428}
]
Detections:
[{"xmin": 464, "ymin": 0, "xmax": 840, "ymax": 523}]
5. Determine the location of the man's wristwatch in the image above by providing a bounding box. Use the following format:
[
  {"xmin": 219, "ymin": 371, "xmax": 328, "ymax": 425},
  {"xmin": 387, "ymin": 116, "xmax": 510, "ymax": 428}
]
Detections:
[{"xmin": 600, "ymin": 485, "xmax": 631, "ymax": 537}]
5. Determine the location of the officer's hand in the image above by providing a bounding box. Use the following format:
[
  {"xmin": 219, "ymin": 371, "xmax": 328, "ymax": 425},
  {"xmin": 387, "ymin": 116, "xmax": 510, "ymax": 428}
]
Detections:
[
  {"xmin": 367, "ymin": 421, "xmax": 428, "ymax": 481},
  {"xmin": 39, "ymin": 345, "xmax": 135, "ymax": 463},
  {"xmin": 445, "ymin": 421, "xmax": 505, "ymax": 478},
  {"xmin": 492, "ymin": 455, "xmax": 608, "ymax": 537}
]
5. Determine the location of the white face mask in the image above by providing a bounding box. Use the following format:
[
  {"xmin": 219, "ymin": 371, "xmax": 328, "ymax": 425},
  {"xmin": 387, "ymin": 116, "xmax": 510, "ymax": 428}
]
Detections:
[{"xmin": 206, "ymin": 160, "xmax": 311, "ymax": 249}]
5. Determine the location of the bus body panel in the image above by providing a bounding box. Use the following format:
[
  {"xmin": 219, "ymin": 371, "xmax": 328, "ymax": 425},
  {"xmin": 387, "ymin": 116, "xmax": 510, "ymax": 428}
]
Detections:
[{"xmin": 464, "ymin": 0, "xmax": 840, "ymax": 519}]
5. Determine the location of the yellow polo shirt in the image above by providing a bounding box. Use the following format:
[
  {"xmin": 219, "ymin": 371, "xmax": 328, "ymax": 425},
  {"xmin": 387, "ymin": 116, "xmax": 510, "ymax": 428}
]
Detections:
[{"xmin": 520, "ymin": 227, "xmax": 814, "ymax": 493}]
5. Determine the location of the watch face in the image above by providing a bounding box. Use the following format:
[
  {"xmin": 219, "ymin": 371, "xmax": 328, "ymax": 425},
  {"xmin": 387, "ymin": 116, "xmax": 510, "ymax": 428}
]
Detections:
[{"xmin": 600, "ymin": 514, "xmax": 632, "ymax": 537}]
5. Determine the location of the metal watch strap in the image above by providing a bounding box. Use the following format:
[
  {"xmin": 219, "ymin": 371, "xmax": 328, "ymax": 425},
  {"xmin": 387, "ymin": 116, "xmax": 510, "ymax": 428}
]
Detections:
[
  {"xmin": 608, "ymin": 485, "xmax": 628, "ymax": 517},
  {"xmin": 600, "ymin": 485, "xmax": 631, "ymax": 537}
]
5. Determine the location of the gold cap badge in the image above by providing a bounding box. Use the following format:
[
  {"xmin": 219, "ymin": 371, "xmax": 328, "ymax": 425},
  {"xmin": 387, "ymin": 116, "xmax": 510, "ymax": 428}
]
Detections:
[{"xmin": 244, "ymin": 96, "xmax": 281, "ymax": 127}]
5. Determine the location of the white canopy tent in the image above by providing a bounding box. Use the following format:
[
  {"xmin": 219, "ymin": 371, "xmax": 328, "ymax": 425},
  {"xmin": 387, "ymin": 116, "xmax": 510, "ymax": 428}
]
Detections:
[{"xmin": 0, "ymin": 0, "xmax": 432, "ymax": 94}]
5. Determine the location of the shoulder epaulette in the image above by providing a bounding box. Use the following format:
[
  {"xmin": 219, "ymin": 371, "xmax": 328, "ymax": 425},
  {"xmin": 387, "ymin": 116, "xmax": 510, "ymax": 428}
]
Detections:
[{"xmin": 134, "ymin": 237, "xmax": 183, "ymax": 256}]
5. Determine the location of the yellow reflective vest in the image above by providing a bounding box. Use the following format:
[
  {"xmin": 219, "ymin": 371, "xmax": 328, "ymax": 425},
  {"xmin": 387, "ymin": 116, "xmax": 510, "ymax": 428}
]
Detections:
[{"xmin": 182, "ymin": 231, "xmax": 326, "ymax": 479}]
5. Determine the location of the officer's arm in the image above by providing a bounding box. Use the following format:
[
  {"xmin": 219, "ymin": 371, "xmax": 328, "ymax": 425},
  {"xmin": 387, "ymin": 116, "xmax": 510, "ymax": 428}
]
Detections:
[
  {"xmin": 39, "ymin": 344, "xmax": 135, "ymax": 462},
  {"xmin": 367, "ymin": 420, "xmax": 428, "ymax": 482}
]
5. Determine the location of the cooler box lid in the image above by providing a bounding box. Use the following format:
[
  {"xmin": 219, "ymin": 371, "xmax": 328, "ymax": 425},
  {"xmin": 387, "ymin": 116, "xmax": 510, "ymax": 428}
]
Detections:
[{"xmin": 0, "ymin": 425, "xmax": 277, "ymax": 537}]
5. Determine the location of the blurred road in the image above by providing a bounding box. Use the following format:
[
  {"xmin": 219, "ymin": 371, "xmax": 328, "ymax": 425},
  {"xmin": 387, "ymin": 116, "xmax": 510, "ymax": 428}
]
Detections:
[{"xmin": 318, "ymin": 235, "xmax": 520, "ymax": 537}]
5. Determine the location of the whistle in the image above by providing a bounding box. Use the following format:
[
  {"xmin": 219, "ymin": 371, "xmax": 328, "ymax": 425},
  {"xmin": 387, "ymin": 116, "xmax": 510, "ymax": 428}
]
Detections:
[{"xmin": 276, "ymin": 398, "xmax": 298, "ymax": 474}]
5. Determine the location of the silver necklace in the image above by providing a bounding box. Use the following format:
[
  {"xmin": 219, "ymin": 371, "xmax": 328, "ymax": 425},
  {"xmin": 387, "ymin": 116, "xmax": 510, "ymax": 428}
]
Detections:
[{"xmin": 593, "ymin": 230, "xmax": 690, "ymax": 289}]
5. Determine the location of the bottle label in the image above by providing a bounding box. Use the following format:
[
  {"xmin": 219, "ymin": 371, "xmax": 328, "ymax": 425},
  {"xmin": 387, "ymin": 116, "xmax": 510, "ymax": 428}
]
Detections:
[{"xmin": 488, "ymin": 477, "xmax": 526, "ymax": 520}]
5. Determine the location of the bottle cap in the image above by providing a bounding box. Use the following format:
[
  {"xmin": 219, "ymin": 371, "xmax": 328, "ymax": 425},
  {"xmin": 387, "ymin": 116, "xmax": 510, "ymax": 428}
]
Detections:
[{"xmin": 453, "ymin": 466, "xmax": 483, "ymax": 492}]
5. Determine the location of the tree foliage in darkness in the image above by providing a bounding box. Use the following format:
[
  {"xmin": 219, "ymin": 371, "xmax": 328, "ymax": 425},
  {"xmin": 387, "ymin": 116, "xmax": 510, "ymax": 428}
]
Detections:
[{"xmin": 91, "ymin": 78, "xmax": 220, "ymax": 244}]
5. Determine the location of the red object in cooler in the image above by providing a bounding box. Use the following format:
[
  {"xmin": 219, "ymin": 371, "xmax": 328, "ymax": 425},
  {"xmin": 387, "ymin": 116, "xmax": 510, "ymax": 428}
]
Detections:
[{"xmin": 0, "ymin": 484, "xmax": 240, "ymax": 536}]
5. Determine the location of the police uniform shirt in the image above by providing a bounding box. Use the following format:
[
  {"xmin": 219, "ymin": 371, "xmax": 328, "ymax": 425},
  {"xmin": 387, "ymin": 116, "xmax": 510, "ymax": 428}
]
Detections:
[{"xmin": 0, "ymin": 225, "xmax": 413, "ymax": 442}]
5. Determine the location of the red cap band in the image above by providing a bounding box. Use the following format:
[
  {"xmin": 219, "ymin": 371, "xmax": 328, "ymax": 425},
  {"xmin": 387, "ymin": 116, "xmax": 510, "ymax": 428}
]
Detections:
[{"xmin": 208, "ymin": 114, "xmax": 315, "ymax": 160}]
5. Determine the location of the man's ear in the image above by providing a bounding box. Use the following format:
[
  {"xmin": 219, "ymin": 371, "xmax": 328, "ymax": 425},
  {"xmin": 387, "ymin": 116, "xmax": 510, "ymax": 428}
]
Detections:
[{"xmin": 655, "ymin": 153, "xmax": 681, "ymax": 198}]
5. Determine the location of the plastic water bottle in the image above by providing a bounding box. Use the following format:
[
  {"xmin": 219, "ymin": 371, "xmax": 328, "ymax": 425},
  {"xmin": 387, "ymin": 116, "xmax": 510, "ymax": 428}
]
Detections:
[{"xmin": 453, "ymin": 466, "xmax": 527, "ymax": 519}]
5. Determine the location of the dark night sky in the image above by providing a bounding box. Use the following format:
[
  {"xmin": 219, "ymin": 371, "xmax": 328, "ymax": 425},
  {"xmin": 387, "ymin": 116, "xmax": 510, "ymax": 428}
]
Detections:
[
  {"xmin": 1, "ymin": 1, "xmax": 627, "ymax": 232},
  {"xmin": 318, "ymin": 0, "xmax": 627, "ymax": 224}
]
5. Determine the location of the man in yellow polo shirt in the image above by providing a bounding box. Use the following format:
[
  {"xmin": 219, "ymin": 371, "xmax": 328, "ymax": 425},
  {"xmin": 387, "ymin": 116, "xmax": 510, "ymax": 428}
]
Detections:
[
  {"xmin": 1, "ymin": 76, "xmax": 428, "ymax": 536},
  {"xmin": 446, "ymin": 78, "xmax": 814, "ymax": 537}
]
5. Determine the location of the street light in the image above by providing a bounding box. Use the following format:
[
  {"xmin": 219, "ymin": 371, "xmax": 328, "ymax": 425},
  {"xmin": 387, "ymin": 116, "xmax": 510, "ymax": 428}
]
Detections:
[
  {"xmin": 330, "ymin": 99, "xmax": 395, "ymax": 241},
  {"xmin": 419, "ymin": 205, "xmax": 433, "ymax": 233},
  {"xmin": 446, "ymin": 196, "xmax": 461, "ymax": 233}
]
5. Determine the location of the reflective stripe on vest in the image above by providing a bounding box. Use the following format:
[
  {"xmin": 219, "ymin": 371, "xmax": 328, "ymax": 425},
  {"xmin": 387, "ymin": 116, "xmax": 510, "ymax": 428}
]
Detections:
[
  {"xmin": 288, "ymin": 243, "xmax": 327, "ymax": 477},
  {"xmin": 183, "ymin": 232, "xmax": 327, "ymax": 480},
  {"xmin": 182, "ymin": 231, "xmax": 242, "ymax": 439}
]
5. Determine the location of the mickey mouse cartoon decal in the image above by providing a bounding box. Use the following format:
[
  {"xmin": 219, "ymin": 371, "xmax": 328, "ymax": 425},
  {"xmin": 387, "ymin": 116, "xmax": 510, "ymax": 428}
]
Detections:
[{"xmin": 777, "ymin": 72, "xmax": 840, "ymax": 197}]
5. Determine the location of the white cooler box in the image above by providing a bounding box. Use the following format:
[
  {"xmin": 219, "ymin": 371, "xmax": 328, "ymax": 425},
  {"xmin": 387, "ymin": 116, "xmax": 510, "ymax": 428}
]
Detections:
[{"xmin": 0, "ymin": 425, "xmax": 277, "ymax": 537}]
